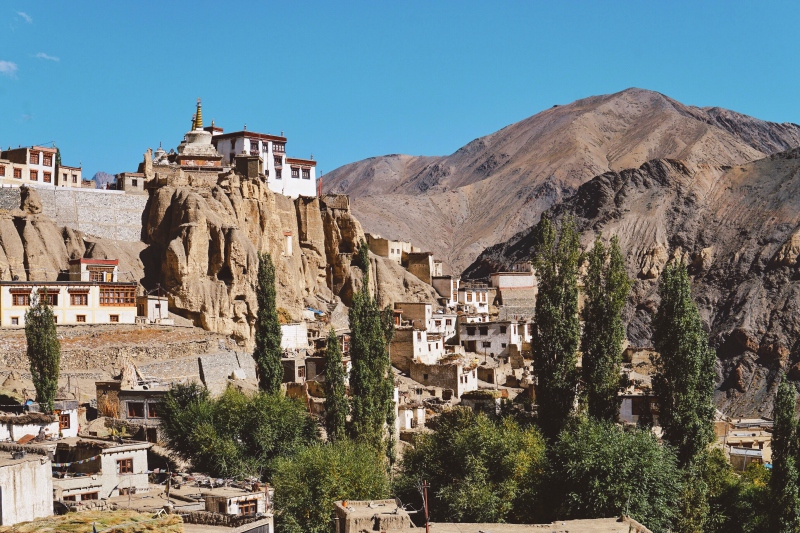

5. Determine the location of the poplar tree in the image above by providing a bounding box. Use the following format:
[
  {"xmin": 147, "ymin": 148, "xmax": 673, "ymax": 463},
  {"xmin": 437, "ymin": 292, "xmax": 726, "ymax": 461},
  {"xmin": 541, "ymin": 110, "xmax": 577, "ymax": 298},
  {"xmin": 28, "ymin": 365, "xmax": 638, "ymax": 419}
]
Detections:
[
  {"xmin": 348, "ymin": 240, "xmax": 394, "ymax": 455},
  {"xmin": 651, "ymin": 262, "xmax": 715, "ymax": 467},
  {"xmin": 25, "ymin": 292, "xmax": 61, "ymax": 413},
  {"xmin": 770, "ymin": 373, "xmax": 800, "ymax": 532},
  {"xmin": 531, "ymin": 216, "xmax": 582, "ymax": 442},
  {"xmin": 253, "ymin": 252, "xmax": 283, "ymax": 393},
  {"xmin": 324, "ymin": 328, "xmax": 348, "ymax": 442},
  {"xmin": 581, "ymin": 235, "xmax": 631, "ymax": 422}
]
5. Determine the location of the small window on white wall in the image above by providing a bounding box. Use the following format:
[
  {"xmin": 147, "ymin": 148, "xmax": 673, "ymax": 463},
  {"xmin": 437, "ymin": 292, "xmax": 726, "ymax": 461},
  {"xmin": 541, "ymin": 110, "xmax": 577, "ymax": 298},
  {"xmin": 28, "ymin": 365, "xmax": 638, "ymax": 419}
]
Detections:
[{"xmin": 284, "ymin": 232, "xmax": 293, "ymax": 256}]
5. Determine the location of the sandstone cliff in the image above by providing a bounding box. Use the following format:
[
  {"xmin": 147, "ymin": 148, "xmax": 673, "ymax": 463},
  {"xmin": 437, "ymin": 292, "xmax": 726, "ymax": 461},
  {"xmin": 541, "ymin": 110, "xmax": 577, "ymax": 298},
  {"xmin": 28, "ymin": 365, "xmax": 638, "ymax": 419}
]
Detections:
[
  {"xmin": 141, "ymin": 173, "xmax": 437, "ymax": 344},
  {"xmin": 324, "ymin": 88, "xmax": 800, "ymax": 273},
  {"xmin": 465, "ymin": 150, "xmax": 800, "ymax": 416}
]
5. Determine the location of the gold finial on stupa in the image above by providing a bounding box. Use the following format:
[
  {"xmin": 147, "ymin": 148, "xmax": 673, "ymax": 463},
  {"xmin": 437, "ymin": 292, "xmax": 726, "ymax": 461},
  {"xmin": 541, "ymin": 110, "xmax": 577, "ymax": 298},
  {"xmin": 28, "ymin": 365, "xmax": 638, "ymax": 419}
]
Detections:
[{"xmin": 194, "ymin": 98, "xmax": 203, "ymax": 130}]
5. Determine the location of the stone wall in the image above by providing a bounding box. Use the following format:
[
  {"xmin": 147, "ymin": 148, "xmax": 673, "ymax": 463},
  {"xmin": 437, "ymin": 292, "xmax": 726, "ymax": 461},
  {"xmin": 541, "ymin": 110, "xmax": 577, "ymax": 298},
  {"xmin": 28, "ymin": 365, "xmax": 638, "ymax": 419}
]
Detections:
[{"xmin": 0, "ymin": 186, "xmax": 147, "ymax": 242}]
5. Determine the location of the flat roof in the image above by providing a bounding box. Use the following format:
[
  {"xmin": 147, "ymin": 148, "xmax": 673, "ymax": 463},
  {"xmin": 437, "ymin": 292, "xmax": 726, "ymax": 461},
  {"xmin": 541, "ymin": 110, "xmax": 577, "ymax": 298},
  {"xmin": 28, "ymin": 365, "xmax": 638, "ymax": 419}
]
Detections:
[
  {"xmin": 202, "ymin": 486, "xmax": 266, "ymax": 499},
  {"xmin": 211, "ymin": 131, "xmax": 287, "ymax": 142},
  {"xmin": 428, "ymin": 518, "xmax": 652, "ymax": 532},
  {"xmin": 0, "ymin": 452, "xmax": 49, "ymax": 468}
]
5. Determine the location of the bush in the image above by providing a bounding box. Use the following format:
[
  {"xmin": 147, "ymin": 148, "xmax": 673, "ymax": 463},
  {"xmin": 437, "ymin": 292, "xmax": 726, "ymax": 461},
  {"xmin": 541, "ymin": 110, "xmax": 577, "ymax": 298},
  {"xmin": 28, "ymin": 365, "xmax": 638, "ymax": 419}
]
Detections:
[
  {"xmin": 394, "ymin": 407, "xmax": 546, "ymax": 524},
  {"xmin": 272, "ymin": 440, "xmax": 389, "ymax": 533}
]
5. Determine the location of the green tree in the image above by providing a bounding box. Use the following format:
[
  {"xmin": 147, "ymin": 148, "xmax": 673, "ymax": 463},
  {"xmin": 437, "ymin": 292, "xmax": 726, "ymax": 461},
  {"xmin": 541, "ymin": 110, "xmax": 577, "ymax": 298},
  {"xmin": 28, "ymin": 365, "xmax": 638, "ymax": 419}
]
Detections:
[
  {"xmin": 253, "ymin": 252, "xmax": 283, "ymax": 393},
  {"xmin": 348, "ymin": 240, "xmax": 394, "ymax": 457},
  {"xmin": 531, "ymin": 216, "xmax": 582, "ymax": 441},
  {"xmin": 25, "ymin": 292, "xmax": 61, "ymax": 413},
  {"xmin": 272, "ymin": 441, "xmax": 389, "ymax": 533},
  {"xmin": 160, "ymin": 384, "xmax": 318, "ymax": 479},
  {"xmin": 651, "ymin": 262, "xmax": 716, "ymax": 468},
  {"xmin": 323, "ymin": 328, "xmax": 348, "ymax": 442},
  {"xmin": 704, "ymin": 449, "xmax": 771, "ymax": 533},
  {"xmin": 581, "ymin": 235, "xmax": 631, "ymax": 422},
  {"xmin": 395, "ymin": 407, "xmax": 547, "ymax": 524},
  {"xmin": 549, "ymin": 418, "xmax": 681, "ymax": 531},
  {"xmin": 770, "ymin": 373, "xmax": 800, "ymax": 532}
]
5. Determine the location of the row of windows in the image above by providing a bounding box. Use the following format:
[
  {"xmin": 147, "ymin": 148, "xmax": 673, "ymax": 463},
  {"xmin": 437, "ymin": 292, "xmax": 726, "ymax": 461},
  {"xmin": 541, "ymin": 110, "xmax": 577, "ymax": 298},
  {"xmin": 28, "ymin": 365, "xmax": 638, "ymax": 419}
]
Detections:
[
  {"xmin": 464, "ymin": 292, "xmax": 487, "ymax": 303},
  {"xmin": 8, "ymin": 314, "xmax": 119, "ymax": 325},
  {"xmin": 11, "ymin": 291, "xmax": 121, "ymax": 307},
  {"xmin": 63, "ymin": 491, "xmax": 98, "ymax": 502},
  {"xmin": 29, "ymin": 152, "xmax": 54, "ymax": 166},
  {"xmin": 0, "ymin": 167, "xmax": 78, "ymax": 183},
  {"xmin": 127, "ymin": 401, "xmax": 159, "ymax": 419}
]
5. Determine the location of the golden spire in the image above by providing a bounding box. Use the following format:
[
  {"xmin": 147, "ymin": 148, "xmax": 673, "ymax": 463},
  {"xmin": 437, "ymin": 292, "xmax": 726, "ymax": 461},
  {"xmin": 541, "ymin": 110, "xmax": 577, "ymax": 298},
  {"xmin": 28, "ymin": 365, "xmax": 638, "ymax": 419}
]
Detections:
[{"xmin": 194, "ymin": 98, "xmax": 203, "ymax": 130}]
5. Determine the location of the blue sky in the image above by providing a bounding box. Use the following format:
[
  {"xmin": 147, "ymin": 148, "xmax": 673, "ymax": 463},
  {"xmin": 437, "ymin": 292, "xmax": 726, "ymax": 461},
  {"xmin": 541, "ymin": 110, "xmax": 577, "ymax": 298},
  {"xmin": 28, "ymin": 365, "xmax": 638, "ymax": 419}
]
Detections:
[{"xmin": 1, "ymin": 1, "xmax": 799, "ymax": 179}]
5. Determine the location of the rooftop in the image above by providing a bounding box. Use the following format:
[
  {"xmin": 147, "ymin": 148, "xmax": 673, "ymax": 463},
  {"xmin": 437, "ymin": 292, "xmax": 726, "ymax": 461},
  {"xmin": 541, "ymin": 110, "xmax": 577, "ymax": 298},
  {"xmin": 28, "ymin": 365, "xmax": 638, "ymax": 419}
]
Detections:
[
  {"xmin": 0, "ymin": 450, "xmax": 49, "ymax": 468},
  {"xmin": 202, "ymin": 486, "xmax": 267, "ymax": 499},
  {"xmin": 428, "ymin": 518, "xmax": 652, "ymax": 533}
]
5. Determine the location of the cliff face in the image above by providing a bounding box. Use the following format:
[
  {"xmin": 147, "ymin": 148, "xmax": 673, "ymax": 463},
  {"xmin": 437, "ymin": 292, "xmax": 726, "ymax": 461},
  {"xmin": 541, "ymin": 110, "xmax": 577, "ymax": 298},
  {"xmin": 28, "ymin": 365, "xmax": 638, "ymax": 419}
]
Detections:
[
  {"xmin": 324, "ymin": 88, "xmax": 800, "ymax": 273},
  {"xmin": 464, "ymin": 150, "xmax": 800, "ymax": 417},
  {"xmin": 141, "ymin": 172, "xmax": 437, "ymax": 344}
]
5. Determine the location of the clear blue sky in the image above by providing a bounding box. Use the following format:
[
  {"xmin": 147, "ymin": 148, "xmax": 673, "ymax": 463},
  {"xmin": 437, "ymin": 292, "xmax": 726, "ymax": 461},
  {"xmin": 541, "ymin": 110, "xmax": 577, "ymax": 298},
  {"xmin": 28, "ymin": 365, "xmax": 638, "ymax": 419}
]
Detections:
[{"xmin": 1, "ymin": 1, "xmax": 799, "ymax": 179}]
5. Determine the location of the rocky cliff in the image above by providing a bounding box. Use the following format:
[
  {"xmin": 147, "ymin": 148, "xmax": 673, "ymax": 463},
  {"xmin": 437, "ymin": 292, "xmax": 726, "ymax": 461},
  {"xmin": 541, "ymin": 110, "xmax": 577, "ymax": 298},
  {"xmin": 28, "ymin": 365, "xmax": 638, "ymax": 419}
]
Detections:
[
  {"xmin": 465, "ymin": 150, "xmax": 800, "ymax": 416},
  {"xmin": 324, "ymin": 88, "xmax": 800, "ymax": 273},
  {"xmin": 141, "ymin": 172, "xmax": 437, "ymax": 343}
]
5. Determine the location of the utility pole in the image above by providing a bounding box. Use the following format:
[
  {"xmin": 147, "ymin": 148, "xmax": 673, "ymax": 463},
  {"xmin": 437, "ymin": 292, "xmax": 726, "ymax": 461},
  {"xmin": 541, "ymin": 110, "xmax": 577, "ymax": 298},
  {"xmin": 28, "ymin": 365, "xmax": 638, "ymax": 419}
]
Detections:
[{"xmin": 422, "ymin": 480, "xmax": 430, "ymax": 533}]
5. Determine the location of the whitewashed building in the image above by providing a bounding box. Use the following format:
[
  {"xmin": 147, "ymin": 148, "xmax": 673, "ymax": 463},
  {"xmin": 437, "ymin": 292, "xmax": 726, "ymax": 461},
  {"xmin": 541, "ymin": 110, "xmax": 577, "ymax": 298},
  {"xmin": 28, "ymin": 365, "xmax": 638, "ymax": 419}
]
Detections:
[
  {"xmin": 0, "ymin": 452, "xmax": 52, "ymax": 525},
  {"xmin": 0, "ymin": 145, "xmax": 82, "ymax": 188},
  {"xmin": 459, "ymin": 320, "xmax": 523, "ymax": 358},
  {"xmin": 210, "ymin": 129, "xmax": 317, "ymax": 198}
]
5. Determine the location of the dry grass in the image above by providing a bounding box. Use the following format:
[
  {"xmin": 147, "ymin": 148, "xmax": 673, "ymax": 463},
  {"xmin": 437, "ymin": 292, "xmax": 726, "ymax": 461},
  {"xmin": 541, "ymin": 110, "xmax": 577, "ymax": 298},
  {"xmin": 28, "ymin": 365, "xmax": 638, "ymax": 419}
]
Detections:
[{"xmin": 0, "ymin": 510, "xmax": 183, "ymax": 533}]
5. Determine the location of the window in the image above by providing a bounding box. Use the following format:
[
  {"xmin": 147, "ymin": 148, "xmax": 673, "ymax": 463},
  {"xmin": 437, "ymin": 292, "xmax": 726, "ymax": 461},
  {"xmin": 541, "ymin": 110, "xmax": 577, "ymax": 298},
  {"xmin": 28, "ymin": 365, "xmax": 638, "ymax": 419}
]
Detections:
[
  {"xmin": 434, "ymin": 320, "xmax": 441, "ymax": 328},
  {"xmin": 38, "ymin": 291, "xmax": 58, "ymax": 305},
  {"xmin": 0, "ymin": 166, "xmax": 5, "ymax": 176},
  {"xmin": 127, "ymin": 402, "xmax": 145, "ymax": 418},
  {"xmin": 131, "ymin": 179, "xmax": 138, "ymax": 187},
  {"xmin": 89, "ymin": 268, "xmax": 113, "ymax": 282},
  {"xmin": 11, "ymin": 293, "xmax": 30, "ymax": 306},
  {"xmin": 423, "ymin": 374, "xmax": 428, "ymax": 381},
  {"xmin": 72, "ymin": 174, "xmax": 77, "ymax": 184},
  {"xmin": 147, "ymin": 403, "xmax": 159, "ymax": 418},
  {"xmin": 479, "ymin": 326, "xmax": 488, "ymax": 336},
  {"xmin": 445, "ymin": 319, "xmax": 452, "ymax": 326},
  {"xmin": 466, "ymin": 326, "xmax": 476, "ymax": 336},
  {"xmin": 499, "ymin": 325, "xmax": 507, "ymax": 334},
  {"xmin": 291, "ymin": 166, "xmax": 299, "ymax": 178},
  {"xmin": 59, "ymin": 413, "xmax": 71, "ymax": 430},
  {"xmin": 70, "ymin": 293, "xmax": 88, "ymax": 306},
  {"xmin": 99, "ymin": 285, "xmax": 136, "ymax": 306},
  {"xmin": 30, "ymin": 169, "xmax": 38, "ymax": 181},
  {"xmin": 239, "ymin": 499, "xmax": 258, "ymax": 516},
  {"xmin": 53, "ymin": 315, "xmax": 57, "ymax": 323},
  {"xmin": 10, "ymin": 317, "xmax": 19, "ymax": 326},
  {"xmin": 117, "ymin": 458, "xmax": 133, "ymax": 474},
  {"xmin": 501, "ymin": 343, "xmax": 507, "ymax": 348},
  {"xmin": 109, "ymin": 314, "xmax": 119, "ymax": 323},
  {"xmin": 76, "ymin": 315, "xmax": 86, "ymax": 323},
  {"xmin": 466, "ymin": 292, "xmax": 472, "ymax": 302},
  {"xmin": 62, "ymin": 173, "xmax": 67, "ymax": 182},
  {"xmin": 81, "ymin": 492, "xmax": 98, "ymax": 501},
  {"xmin": 274, "ymin": 143, "xmax": 285, "ymax": 153},
  {"xmin": 482, "ymin": 341, "xmax": 491, "ymax": 348},
  {"xmin": 43, "ymin": 172, "xmax": 52, "ymax": 183},
  {"xmin": 428, "ymin": 343, "xmax": 431, "ymax": 351},
  {"xmin": 13, "ymin": 168, "xmax": 22, "ymax": 179},
  {"xmin": 298, "ymin": 366, "xmax": 306, "ymax": 379},
  {"xmin": 275, "ymin": 168, "xmax": 282, "ymax": 179},
  {"xmin": 30, "ymin": 151, "xmax": 39, "ymax": 164},
  {"xmin": 63, "ymin": 494, "xmax": 77, "ymax": 502},
  {"xmin": 274, "ymin": 156, "xmax": 282, "ymax": 167},
  {"xmin": 219, "ymin": 501, "xmax": 227, "ymax": 514},
  {"xmin": 302, "ymin": 168, "xmax": 310, "ymax": 179},
  {"xmin": 43, "ymin": 155, "xmax": 52, "ymax": 166},
  {"xmin": 417, "ymin": 332, "xmax": 422, "ymax": 340}
]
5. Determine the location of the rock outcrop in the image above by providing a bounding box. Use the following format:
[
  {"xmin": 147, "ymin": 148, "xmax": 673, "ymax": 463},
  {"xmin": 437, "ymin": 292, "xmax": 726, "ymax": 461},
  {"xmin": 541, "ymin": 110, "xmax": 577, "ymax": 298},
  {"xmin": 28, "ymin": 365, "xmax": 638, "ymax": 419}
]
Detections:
[
  {"xmin": 142, "ymin": 173, "xmax": 437, "ymax": 344},
  {"xmin": 324, "ymin": 88, "xmax": 800, "ymax": 273},
  {"xmin": 464, "ymin": 150, "xmax": 800, "ymax": 416}
]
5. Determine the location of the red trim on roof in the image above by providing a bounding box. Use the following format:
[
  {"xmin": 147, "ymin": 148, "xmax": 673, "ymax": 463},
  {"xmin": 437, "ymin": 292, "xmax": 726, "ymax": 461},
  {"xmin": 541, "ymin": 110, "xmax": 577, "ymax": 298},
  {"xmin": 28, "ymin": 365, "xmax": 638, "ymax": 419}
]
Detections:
[{"xmin": 211, "ymin": 131, "xmax": 287, "ymax": 142}]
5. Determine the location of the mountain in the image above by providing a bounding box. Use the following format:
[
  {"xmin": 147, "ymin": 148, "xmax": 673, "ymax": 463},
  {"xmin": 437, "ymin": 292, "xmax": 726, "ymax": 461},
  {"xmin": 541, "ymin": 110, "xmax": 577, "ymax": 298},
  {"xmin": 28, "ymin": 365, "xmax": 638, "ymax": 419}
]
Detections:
[
  {"xmin": 464, "ymin": 150, "xmax": 800, "ymax": 416},
  {"xmin": 92, "ymin": 171, "xmax": 116, "ymax": 189},
  {"xmin": 324, "ymin": 88, "xmax": 800, "ymax": 274}
]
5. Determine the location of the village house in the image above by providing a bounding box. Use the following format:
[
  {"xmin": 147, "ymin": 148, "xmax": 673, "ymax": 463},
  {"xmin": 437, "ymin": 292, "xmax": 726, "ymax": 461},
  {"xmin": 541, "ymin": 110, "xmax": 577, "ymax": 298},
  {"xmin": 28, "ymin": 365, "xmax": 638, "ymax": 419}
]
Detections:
[
  {"xmin": 203, "ymin": 486, "xmax": 271, "ymax": 520},
  {"xmin": 404, "ymin": 251, "xmax": 437, "ymax": 284},
  {"xmin": 409, "ymin": 356, "xmax": 478, "ymax": 399},
  {"xmin": 0, "ymin": 450, "xmax": 53, "ymax": 526},
  {"xmin": 0, "ymin": 400, "xmax": 79, "ymax": 443},
  {"xmin": 95, "ymin": 381, "xmax": 166, "ymax": 444},
  {"xmin": 719, "ymin": 418, "xmax": 773, "ymax": 471},
  {"xmin": 431, "ymin": 275, "xmax": 460, "ymax": 309},
  {"xmin": 390, "ymin": 326, "xmax": 445, "ymax": 372},
  {"xmin": 0, "ymin": 258, "xmax": 137, "ymax": 327},
  {"xmin": 49, "ymin": 436, "xmax": 151, "ymax": 502},
  {"xmin": 366, "ymin": 233, "xmax": 413, "ymax": 264},
  {"xmin": 619, "ymin": 392, "xmax": 660, "ymax": 426},
  {"xmin": 0, "ymin": 145, "xmax": 82, "ymax": 188},
  {"xmin": 458, "ymin": 319, "xmax": 524, "ymax": 359},
  {"xmin": 457, "ymin": 283, "xmax": 490, "ymax": 314},
  {"xmin": 136, "ymin": 293, "xmax": 173, "ymax": 325},
  {"xmin": 396, "ymin": 402, "xmax": 426, "ymax": 431}
]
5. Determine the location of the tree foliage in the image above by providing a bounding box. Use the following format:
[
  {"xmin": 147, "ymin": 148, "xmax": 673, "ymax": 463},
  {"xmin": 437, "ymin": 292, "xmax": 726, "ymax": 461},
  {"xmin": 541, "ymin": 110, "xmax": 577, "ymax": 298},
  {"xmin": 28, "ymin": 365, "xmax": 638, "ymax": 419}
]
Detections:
[
  {"xmin": 348, "ymin": 239, "xmax": 395, "ymax": 458},
  {"xmin": 581, "ymin": 235, "xmax": 631, "ymax": 422},
  {"xmin": 25, "ymin": 292, "xmax": 61, "ymax": 413},
  {"xmin": 253, "ymin": 252, "xmax": 283, "ymax": 393},
  {"xmin": 548, "ymin": 418, "xmax": 681, "ymax": 532},
  {"xmin": 272, "ymin": 441, "xmax": 389, "ymax": 533},
  {"xmin": 770, "ymin": 373, "xmax": 800, "ymax": 532},
  {"xmin": 703, "ymin": 449, "xmax": 771, "ymax": 533},
  {"xmin": 159, "ymin": 384, "xmax": 318, "ymax": 479},
  {"xmin": 531, "ymin": 216, "xmax": 582, "ymax": 441},
  {"xmin": 395, "ymin": 407, "xmax": 547, "ymax": 524},
  {"xmin": 651, "ymin": 262, "xmax": 715, "ymax": 468},
  {"xmin": 323, "ymin": 328, "xmax": 348, "ymax": 442}
]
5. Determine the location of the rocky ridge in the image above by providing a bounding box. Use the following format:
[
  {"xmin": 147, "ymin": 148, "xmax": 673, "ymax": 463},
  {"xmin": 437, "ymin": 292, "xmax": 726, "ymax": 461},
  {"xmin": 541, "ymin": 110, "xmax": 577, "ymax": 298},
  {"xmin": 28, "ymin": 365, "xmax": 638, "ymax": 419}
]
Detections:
[
  {"xmin": 324, "ymin": 88, "xmax": 800, "ymax": 273},
  {"xmin": 464, "ymin": 149, "xmax": 800, "ymax": 416}
]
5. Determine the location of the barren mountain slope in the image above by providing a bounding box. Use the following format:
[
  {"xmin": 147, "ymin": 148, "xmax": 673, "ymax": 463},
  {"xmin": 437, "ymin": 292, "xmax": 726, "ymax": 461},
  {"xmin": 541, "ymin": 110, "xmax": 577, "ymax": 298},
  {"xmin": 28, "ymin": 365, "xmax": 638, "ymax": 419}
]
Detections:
[
  {"xmin": 325, "ymin": 88, "xmax": 800, "ymax": 273},
  {"xmin": 465, "ymin": 149, "xmax": 800, "ymax": 416}
]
